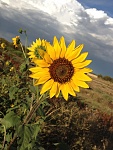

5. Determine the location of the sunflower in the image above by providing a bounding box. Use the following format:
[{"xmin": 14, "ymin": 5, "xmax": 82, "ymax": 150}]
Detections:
[
  {"xmin": 29, "ymin": 36, "xmax": 92, "ymax": 100},
  {"xmin": 27, "ymin": 38, "xmax": 46, "ymax": 60},
  {"xmin": 1, "ymin": 43, "xmax": 6, "ymax": 49},
  {"xmin": 12, "ymin": 36, "xmax": 20, "ymax": 48}
]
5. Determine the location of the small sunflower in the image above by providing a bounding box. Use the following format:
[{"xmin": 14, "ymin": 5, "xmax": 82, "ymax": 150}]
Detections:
[
  {"xmin": 28, "ymin": 38, "xmax": 46, "ymax": 59},
  {"xmin": 1, "ymin": 43, "xmax": 6, "ymax": 49},
  {"xmin": 12, "ymin": 36, "xmax": 20, "ymax": 48},
  {"xmin": 5, "ymin": 61, "xmax": 10, "ymax": 66},
  {"xmin": 29, "ymin": 36, "xmax": 92, "ymax": 100}
]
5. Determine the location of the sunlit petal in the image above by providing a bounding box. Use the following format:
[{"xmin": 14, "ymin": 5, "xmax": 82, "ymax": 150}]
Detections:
[
  {"xmin": 53, "ymin": 36, "xmax": 61, "ymax": 59},
  {"xmin": 44, "ymin": 53, "xmax": 53, "ymax": 64},
  {"xmin": 33, "ymin": 59, "xmax": 50, "ymax": 67},
  {"xmin": 37, "ymin": 75, "xmax": 51, "ymax": 85},
  {"xmin": 60, "ymin": 84, "xmax": 68, "ymax": 100},
  {"xmin": 73, "ymin": 72, "xmax": 92, "ymax": 81},
  {"xmin": 50, "ymin": 82, "xmax": 58, "ymax": 98},
  {"xmin": 65, "ymin": 40, "xmax": 75, "ymax": 59},
  {"xmin": 72, "ymin": 77, "xmax": 89, "ymax": 88},
  {"xmin": 73, "ymin": 60, "xmax": 92, "ymax": 68},
  {"xmin": 59, "ymin": 36, "xmax": 66, "ymax": 58},
  {"xmin": 46, "ymin": 42, "xmax": 56, "ymax": 60},
  {"xmin": 72, "ymin": 52, "xmax": 88, "ymax": 64},
  {"xmin": 40, "ymin": 79, "xmax": 54, "ymax": 94},
  {"xmin": 70, "ymin": 79, "xmax": 80, "ymax": 92},
  {"xmin": 67, "ymin": 44, "xmax": 84, "ymax": 61}
]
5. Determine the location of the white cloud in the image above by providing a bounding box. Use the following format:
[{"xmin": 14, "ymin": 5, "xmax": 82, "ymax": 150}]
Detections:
[
  {"xmin": 1, "ymin": 0, "xmax": 10, "ymax": 4},
  {"xmin": 105, "ymin": 18, "xmax": 113, "ymax": 25},
  {"xmin": 0, "ymin": 0, "xmax": 113, "ymax": 64},
  {"xmin": 85, "ymin": 8, "xmax": 107, "ymax": 19}
]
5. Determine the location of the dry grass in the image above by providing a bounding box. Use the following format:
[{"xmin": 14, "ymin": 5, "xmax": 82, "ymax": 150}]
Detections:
[{"xmin": 77, "ymin": 75, "xmax": 113, "ymax": 114}]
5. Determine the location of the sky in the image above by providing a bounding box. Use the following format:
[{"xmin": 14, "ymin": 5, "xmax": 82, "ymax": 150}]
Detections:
[
  {"xmin": 77, "ymin": 0, "xmax": 113, "ymax": 18},
  {"xmin": 0, "ymin": 0, "xmax": 113, "ymax": 77}
]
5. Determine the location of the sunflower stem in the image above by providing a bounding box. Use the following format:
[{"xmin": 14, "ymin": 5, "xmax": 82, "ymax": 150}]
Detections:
[
  {"xmin": 20, "ymin": 42, "xmax": 26, "ymax": 59},
  {"xmin": 24, "ymin": 30, "xmax": 28, "ymax": 56},
  {"xmin": 2, "ymin": 125, "xmax": 6, "ymax": 150}
]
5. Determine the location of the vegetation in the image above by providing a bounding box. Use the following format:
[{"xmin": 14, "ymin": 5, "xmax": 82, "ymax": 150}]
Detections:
[
  {"xmin": 98, "ymin": 74, "xmax": 113, "ymax": 83},
  {"xmin": 0, "ymin": 35, "xmax": 113, "ymax": 150}
]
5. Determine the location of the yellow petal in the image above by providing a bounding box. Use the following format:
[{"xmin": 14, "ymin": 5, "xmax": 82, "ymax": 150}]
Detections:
[
  {"xmin": 60, "ymin": 82, "xmax": 76, "ymax": 100},
  {"xmin": 65, "ymin": 40, "xmax": 75, "ymax": 59},
  {"xmin": 53, "ymin": 36, "xmax": 61, "ymax": 59},
  {"xmin": 29, "ymin": 70, "xmax": 50, "ymax": 79},
  {"xmin": 67, "ymin": 44, "xmax": 84, "ymax": 61},
  {"xmin": 59, "ymin": 36, "xmax": 66, "ymax": 58},
  {"xmin": 50, "ymin": 82, "xmax": 58, "ymax": 98},
  {"xmin": 40, "ymin": 79, "xmax": 54, "ymax": 94},
  {"xmin": 72, "ymin": 52, "xmax": 88, "ymax": 64},
  {"xmin": 27, "ymin": 52, "xmax": 35, "ymax": 58},
  {"xmin": 28, "ymin": 52, "xmax": 34, "ymax": 55},
  {"xmin": 73, "ymin": 60, "xmax": 92, "ymax": 68},
  {"xmin": 78, "ymin": 68, "xmax": 93, "ymax": 73},
  {"xmin": 38, "ymin": 49, "xmax": 45, "ymax": 58},
  {"xmin": 41, "ymin": 39, "xmax": 46, "ymax": 46},
  {"xmin": 27, "ymin": 47, "xmax": 34, "ymax": 51},
  {"xmin": 29, "ymin": 73, "xmax": 42, "ymax": 79},
  {"xmin": 44, "ymin": 53, "xmax": 53, "ymax": 64},
  {"xmin": 74, "ymin": 72, "xmax": 92, "ymax": 81},
  {"xmin": 29, "ymin": 67, "xmax": 44, "ymax": 73},
  {"xmin": 67, "ymin": 82, "xmax": 76, "ymax": 97},
  {"xmin": 36, "ymin": 38, "xmax": 41, "ymax": 46},
  {"xmin": 55, "ymin": 83, "xmax": 60, "ymax": 98},
  {"xmin": 60, "ymin": 84, "xmax": 69, "ymax": 100},
  {"xmin": 46, "ymin": 42, "xmax": 56, "ymax": 60},
  {"xmin": 33, "ymin": 59, "xmax": 50, "ymax": 67},
  {"xmin": 70, "ymin": 79, "xmax": 80, "ymax": 92},
  {"xmin": 37, "ymin": 74, "xmax": 50, "ymax": 85},
  {"xmin": 72, "ymin": 77, "xmax": 89, "ymax": 88}
]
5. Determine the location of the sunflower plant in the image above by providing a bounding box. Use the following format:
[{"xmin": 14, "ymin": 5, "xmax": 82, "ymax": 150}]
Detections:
[{"xmin": 0, "ymin": 31, "xmax": 92, "ymax": 150}]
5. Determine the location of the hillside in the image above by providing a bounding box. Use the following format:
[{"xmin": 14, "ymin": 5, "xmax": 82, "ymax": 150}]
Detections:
[
  {"xmin": 1, "ymin": 37, "xmax": 113, "ymax": 149},
  {"xmin": 77, "ymin": 75, "xmax": 113, "ymax": 114},
  {"xmin": 1, "ymin": 37, "xmax": 113, "ymax": 114}
]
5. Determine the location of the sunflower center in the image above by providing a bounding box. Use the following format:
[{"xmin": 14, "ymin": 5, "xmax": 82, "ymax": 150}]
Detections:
[{"xmin": 49, "ymin": 58, "xmax": 74, "ymax": 83}]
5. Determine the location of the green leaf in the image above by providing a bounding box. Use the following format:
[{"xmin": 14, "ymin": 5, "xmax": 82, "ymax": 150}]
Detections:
[
  {"xmin": 29, "ymin": 85, "xmax": 37, "ymax": 94},
  {"xmin": 17, "ymin": 124, "xmax": 34, "ymax": 150},
  {"xmin": 37, "ymin": 106, "xmax": 45, "ymax": 117},
  {"xmin": 18, "ymin": 28, "xmax": 23, "ymax": 34},
  {"xmin": 9, "ymin": 86, "xmax": 19, "ymax": 100},
  {"xmin": 25, "ymin": 58, "xmax": 29, "ymax": 65},
  {"xmin": 32, "ymin": 124, "xmax": 41, "ymax": 140},
  {"xmin": 1, "ymin": 111, "xmax": 21, "ymax": 129},
  {"xmin": 41, "ymin": 100, "xmax": 50, "ymax": 109},
  {"xmin": 17, "ymin": 119, "xmax": 44, "ymax": 150},
  {"xmin": 1, "ymin": 78, "xmax": 5, "ymax": 85},
  {"xmin": 19, "ymin": 62, "xmax": 28, "ymax": 73},
  {"xmin": 5, "ymin": 133, "xmax": 12, "ymax": 142}
]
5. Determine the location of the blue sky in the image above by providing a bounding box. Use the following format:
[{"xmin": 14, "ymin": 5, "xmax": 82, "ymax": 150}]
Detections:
[
  {"xmin": 0, "ymin": 0, "xmax": 113, "ymax": 77},
  {"xmin": 77, "ymin": 0, "xmax": 113, "ymax": 17}
]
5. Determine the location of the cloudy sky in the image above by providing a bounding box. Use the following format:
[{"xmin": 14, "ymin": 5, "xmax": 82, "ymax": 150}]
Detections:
[{"xmin": 0, "ymin": 0, "xmax": 113, "ymax": 77}]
